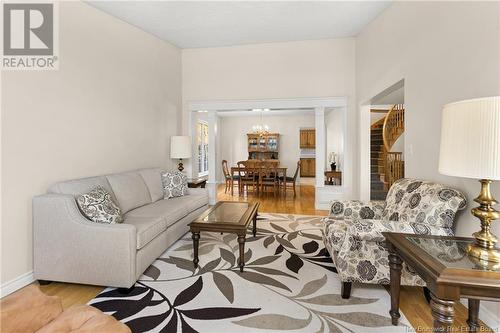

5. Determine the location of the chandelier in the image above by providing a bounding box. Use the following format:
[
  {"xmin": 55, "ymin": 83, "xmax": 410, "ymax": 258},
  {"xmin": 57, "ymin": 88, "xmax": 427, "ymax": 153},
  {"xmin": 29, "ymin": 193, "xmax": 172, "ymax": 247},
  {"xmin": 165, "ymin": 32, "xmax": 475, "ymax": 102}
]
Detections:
[{"xmin": 251, "ymin": 109, "xmax": 270, "ymax": 135}]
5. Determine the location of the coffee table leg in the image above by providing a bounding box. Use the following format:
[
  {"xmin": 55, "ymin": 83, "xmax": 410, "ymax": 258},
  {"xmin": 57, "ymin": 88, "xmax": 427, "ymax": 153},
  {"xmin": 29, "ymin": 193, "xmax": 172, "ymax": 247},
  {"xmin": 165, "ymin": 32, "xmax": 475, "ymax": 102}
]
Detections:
[
  {"xmin": 388, "ymin": 246, "xmax": 402, "ymax": 326},
  {"xmin": 192, "ymin": 231, "xmax": 200, "ymax": 268},
  {"xmin": 252, "ymin": 213, "xmax": 257, "ymax": 237},
  {"xmin": 237, "ymin": 234, "xmax": 245, "ymax": 272}
]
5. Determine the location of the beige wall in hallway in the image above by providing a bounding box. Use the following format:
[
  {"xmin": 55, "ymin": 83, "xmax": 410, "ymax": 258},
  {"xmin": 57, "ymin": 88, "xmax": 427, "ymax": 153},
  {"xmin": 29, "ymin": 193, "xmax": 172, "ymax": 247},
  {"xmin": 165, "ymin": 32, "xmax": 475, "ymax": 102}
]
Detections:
[
  {"xmin": 356, "ymin": 1, "xmax": 500, "ymax": 321},
  {"xmin": 1, "ymin": 2, "xmax": 182, "ymax": 285},
  {"xmin": 182, "ymin": 38, "xmax": 356, "ymax": 195}
]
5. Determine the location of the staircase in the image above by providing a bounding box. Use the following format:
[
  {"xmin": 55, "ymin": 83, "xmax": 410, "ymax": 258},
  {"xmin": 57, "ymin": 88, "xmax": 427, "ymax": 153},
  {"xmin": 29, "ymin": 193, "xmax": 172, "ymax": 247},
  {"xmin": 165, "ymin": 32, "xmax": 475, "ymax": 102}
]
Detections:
[
  {"xmin": 370, "ymin": 104, "xmax": 405, "ymax": 200},
  {"xmin": 370, "ymin": 120, "xmax": 388, "ymax": 200}
]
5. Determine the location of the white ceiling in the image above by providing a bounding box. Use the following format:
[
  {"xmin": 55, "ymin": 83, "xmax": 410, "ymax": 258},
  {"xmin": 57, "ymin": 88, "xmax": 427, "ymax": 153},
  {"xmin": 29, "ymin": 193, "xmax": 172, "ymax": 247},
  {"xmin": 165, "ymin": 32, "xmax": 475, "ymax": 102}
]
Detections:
[{"xmin": 87, "ymin": 1, "xmax": 392, "ymax": 49}]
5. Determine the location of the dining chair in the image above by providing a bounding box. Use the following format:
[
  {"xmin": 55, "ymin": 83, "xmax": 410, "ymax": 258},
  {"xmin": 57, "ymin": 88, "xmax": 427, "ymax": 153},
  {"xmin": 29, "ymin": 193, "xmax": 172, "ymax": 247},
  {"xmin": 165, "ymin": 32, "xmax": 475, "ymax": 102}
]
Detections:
[
  {"xmin": 259, "ymin": 162, "xmax": 279, "ymax": 197},
  {"xmin": 222, "ymin": 160, "xmax": 238, "ymax": 194},
  {"xmin": 237, "ymin": 161, "xmax": 258, "ymax": 196},
  {"xmin": 280, "ymin": 161, "xmax": 300, "ymax": 197}
]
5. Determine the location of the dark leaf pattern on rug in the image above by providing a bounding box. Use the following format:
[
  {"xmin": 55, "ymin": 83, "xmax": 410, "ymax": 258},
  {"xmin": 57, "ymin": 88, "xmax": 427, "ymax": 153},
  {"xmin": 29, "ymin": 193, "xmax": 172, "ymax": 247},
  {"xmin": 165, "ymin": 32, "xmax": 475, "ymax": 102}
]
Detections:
[
  {"xmin": 143, "ymin": 265, "xmax": 161, "ymax": 280},
  {"xmin": 286, "ymin": 253, "xmax": 304, "ymax": 273},
  {"xmin": 89, "ymin": 213, "xmax": 409, "ymax": 333},
  {"xmin": 181, "ymin": 307, "xmax": 259, "ymax": 320},
  {"xmin": 212, "ymin": 272, "xmax": 234, "ymax": 303},
  {"xmin": 92, "ymin": 277, "xmax": 259, "ymax": 333},
  {"xmin": 174, "ymin": 277, "xmax": 203, "ymax": 306},
  {"xmin": 92, "ymin": 287, "xmax": 162, "ymax": 321}
]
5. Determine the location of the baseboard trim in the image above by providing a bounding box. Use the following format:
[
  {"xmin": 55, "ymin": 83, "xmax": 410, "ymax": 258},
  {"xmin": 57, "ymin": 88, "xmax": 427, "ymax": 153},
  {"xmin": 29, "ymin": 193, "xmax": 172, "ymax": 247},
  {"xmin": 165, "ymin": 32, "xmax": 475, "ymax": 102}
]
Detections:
[
  {"xmin": 0, "ymin": 271, "xmax": 35, "ymax": 298},
  {"xmin": 460, "ymin": 299, "xmax": 500, "ymax": 330}
]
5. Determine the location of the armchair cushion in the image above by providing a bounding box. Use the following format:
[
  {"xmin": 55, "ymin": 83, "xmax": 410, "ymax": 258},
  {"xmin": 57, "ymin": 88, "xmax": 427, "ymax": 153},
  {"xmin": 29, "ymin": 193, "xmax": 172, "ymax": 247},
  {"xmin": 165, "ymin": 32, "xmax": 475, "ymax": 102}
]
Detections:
[
  {"xmin": 348, "ymin": 219, "xmax": 454, "ymax": 243},
  {"xmin": 329, "ymin": 200, "xmax": 385, "ymax": 220},
  {"xmin": 383, "ymin": 178, "xmax": 467, "ymax": 228},
  {"xmin": 335, "ymin": 231, "xmax": 426, "ymax": 286}
]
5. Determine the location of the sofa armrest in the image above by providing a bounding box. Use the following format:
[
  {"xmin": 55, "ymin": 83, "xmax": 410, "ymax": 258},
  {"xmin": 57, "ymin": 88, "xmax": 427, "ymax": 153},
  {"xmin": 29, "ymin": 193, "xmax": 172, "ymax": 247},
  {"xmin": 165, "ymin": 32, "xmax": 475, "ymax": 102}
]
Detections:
[
  {"xmin": 33, "ymin": 194, "xmax": 137, "ymax": 288},
  {"xmin": 348, "ymin": 219, "xmax": 454, "ymax": 243},
  {"xmin": 329, "ymin": 200, "xmax": 385, "ymax": 220}
]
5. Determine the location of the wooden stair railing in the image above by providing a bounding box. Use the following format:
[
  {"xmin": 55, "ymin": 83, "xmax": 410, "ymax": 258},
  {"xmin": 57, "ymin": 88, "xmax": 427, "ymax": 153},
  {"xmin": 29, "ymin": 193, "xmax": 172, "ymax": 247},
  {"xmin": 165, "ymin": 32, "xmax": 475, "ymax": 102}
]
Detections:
[
  {"xmin": 382, "ymin": 104, "xmax": 405, "ymax": 152},
  {"xmin": 371, "ymin": 117, "xmax": 387, "ymax": 186},
  {"xmin": 385, "ymin": 152, "xmax": 404, "ymax": 189},
  {"xmin": 382, "ymin": 104, "xmax": 405, "ymax": 188}
]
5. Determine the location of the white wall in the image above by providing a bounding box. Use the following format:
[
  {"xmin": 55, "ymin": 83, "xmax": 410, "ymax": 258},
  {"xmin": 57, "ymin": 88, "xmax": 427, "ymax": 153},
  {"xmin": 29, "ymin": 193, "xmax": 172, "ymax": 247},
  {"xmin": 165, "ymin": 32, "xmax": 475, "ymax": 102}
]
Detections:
[
  {"xmin": 218, "ymin": 113, "xmax": 315, "ymax": 181},
  {"xmin": 357, "ymin": 0, "xmax": 500, "ymax": 237},
  {"xmin": 370, "ymin": 112, "xmax": 387, "ymax": 125},
  {"xmin": 356, "ymin": 1, "xmax": 500, "ymax": 324},
  {"xmin": 182, "ymin": 38, "xmax": 356, "ymax": 197},
  {"xmin": 1, "ymin": 2, "xmax": 182, "ymax": 288},
  {"xmin": 325, "ymin": 109, "xmax": 345, "ymax": 171}
]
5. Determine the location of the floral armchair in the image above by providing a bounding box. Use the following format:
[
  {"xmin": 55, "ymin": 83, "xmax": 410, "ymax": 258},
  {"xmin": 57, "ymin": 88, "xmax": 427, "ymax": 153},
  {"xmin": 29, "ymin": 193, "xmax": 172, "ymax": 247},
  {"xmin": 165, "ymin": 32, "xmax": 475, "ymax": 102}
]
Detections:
[{"xmin": 322, "ymin": 178, "xmax": 467, "ymax": 298}]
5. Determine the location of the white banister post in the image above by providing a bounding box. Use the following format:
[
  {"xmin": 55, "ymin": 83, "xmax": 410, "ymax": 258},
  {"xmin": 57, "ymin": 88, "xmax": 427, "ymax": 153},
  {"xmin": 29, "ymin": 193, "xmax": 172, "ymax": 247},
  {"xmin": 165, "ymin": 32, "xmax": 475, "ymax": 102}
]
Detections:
[
  {"xmin": 315, "ymin": 107, "xmax": 326, "ymax": 188},
  {"xmin": 207, "ymin": 111, "xmax": 217, "ymax": 205}
]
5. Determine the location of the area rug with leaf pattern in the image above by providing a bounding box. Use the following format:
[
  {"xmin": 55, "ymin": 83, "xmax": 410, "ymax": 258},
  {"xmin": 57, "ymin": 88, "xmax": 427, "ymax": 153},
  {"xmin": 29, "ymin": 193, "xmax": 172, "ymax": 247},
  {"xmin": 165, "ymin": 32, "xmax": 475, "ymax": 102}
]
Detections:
[{"xmin": 89, "ymin": 213, "xmax": 411, "ymax": 333}]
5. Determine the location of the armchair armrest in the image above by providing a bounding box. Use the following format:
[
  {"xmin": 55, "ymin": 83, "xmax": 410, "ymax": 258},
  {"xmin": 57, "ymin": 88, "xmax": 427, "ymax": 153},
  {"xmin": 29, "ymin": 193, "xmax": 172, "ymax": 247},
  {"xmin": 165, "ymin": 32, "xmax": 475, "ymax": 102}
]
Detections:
[
  {"xmin": 329, "ymin": 200, "xmax": 385, "ymax": 220},
  {"xmin": 348, "ymin": 219, "xmax": 454, "ymax": 243},
  {"xmin": 33, "ymin": 194, "xmax": 137, "ymax": 288}
]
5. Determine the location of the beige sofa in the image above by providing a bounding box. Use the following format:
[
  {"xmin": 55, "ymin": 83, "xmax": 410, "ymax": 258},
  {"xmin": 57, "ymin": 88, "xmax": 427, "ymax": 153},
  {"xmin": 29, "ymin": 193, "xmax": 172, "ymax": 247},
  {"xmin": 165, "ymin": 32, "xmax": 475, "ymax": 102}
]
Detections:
[{"xmin": 33, "ymin": 168, "xmax": 208, "ymax": 289}]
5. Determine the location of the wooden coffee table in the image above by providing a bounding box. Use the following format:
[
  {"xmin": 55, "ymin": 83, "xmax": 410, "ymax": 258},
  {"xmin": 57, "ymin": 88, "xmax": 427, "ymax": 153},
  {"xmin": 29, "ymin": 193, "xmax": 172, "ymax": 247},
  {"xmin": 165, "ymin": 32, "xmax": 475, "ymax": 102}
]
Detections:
[{"xmin": 188, "ymin": 201, "xmax": 259, "ymax": 272}]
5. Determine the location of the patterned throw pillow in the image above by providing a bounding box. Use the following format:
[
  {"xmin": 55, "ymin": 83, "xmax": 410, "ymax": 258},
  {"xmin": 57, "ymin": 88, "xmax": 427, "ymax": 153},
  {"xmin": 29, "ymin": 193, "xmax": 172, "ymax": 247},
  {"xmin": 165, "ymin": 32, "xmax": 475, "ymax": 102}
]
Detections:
[
  {"xmin": 77, "ymin": 186, "xmax": 123, "ymax": 224},
  {"xmin": 161, "ymin": 171, "xmax": 188, "ymax": 199}
]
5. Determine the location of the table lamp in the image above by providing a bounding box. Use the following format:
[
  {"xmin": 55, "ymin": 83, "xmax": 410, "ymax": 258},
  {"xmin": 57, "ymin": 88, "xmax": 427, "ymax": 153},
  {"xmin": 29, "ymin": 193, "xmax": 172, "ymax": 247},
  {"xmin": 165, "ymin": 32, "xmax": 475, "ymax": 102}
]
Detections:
[
  {"xmin": 170, "ymin": 136, "xmax": 191, "ymax": 172},
  {"xmin": 439, "ymin": 96, "xmax": 500, "ymax": 263}
]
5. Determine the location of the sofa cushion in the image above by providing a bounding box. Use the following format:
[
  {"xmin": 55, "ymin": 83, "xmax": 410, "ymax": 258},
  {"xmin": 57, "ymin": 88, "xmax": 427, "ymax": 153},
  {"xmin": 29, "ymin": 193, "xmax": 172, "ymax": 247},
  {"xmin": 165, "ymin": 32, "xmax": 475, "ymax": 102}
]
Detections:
[
  {"xmin": 106, "ymin": 172, "xmax": 151, "ymax": 213},
  {"xmin": 77, "ymin": 186, "xmax": 123, "ymax": 224},
  {"xmin": 125, "ymin": 216, "xmax": 167, "ymax": 249},
  {"xmin": 186, "ymin": 193, "xmax": 209, "ymax": 212},
  {"xmin": 138, "ymin": 168, "xmax": 163, "ymax": 202},
  {"xmin": 48, "ymin": 176, "xmax": 115, "ymax": 199},
  {"xmin": 125, "ymin": 196, "xmax": 194, "ymax": 226}
]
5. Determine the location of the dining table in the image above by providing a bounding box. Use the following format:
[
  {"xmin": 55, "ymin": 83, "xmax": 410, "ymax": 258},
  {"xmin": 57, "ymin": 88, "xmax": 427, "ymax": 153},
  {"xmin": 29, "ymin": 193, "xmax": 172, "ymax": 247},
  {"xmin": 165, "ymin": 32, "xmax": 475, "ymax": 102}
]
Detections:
[{"xmin": 230, "ymin": 166, "xmax": 287, "ymax": 196}]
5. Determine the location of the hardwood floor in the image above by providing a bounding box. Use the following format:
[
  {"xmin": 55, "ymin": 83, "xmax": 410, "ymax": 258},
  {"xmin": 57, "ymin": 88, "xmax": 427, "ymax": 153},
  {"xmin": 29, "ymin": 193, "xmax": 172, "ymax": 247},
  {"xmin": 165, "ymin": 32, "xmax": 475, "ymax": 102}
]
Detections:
[
  {"xmin": 37, "ymin": 184, "xmax": 490, "ymax": 332},
  {"xmin": 218, "ymin": 182, "xmax": 328, "ymax": 216}
]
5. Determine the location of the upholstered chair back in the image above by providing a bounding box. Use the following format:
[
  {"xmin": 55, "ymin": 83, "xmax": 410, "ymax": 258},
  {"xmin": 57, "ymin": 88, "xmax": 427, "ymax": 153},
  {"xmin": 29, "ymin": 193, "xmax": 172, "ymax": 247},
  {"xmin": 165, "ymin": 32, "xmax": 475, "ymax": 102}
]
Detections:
[{"xmin": 382, "ymin": 178, "xmax": 467, "ymax": 228}]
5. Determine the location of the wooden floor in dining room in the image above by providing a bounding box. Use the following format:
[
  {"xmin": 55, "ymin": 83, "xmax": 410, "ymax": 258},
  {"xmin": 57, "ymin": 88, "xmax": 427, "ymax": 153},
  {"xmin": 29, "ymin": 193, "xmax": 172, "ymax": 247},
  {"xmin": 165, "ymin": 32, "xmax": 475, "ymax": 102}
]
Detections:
[{"xmin": 38, "ymin": 184, "xmax": 491, "ymax": 332}]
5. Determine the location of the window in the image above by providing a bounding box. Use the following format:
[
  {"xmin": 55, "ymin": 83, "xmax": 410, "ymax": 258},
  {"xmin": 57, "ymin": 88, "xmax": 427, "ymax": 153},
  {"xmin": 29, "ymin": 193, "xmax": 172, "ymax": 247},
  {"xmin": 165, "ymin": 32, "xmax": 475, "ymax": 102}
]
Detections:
[{"xmin": 197, "ymin": 121, "xmax": 209, "ymax": 176}]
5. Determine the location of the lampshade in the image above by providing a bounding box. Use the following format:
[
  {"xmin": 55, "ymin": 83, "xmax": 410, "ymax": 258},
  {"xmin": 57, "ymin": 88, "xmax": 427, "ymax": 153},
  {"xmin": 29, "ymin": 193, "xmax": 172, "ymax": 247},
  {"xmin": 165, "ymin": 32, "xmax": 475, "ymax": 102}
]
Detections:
[
  {"xmin": 439, "ymin": 96, "xmax": 500, "ymax": 180},
  {"xmin": 170, "ymin": 136, "xmax": 191, "ymax": 159}
]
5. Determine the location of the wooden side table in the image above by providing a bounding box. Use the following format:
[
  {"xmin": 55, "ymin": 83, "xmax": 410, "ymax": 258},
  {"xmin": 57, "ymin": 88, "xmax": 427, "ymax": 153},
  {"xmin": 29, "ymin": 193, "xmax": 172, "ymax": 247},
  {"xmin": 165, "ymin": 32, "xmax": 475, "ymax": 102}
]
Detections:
[
  {"xmin": 187, "ymin": 177, "xmax": 207, "ymax": 188},
  {"xmin": 324, "ymin": 170, "xmax": 342, "ymax": 185},
  {"xmin": 383, "ymin": 233, "xmax": 500, "ymax": 332}
]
